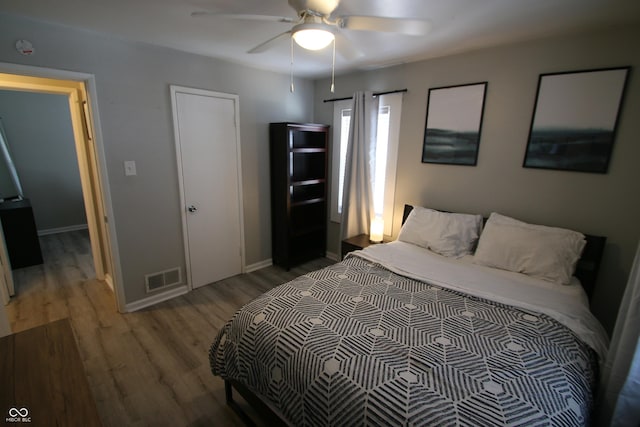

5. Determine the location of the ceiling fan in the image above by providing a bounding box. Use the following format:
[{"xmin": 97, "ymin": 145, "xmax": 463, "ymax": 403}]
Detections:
[{"xmin": 192, "ymin": 0, "xmax": 431, "ymax": 56}]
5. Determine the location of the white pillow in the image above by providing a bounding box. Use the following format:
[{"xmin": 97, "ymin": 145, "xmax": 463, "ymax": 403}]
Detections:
[
  {"xmin": 398, "ymin": 207, "xmax": 483, "ymax": 257},
  {"xmin": 473, "ymin": 212, "xmax": 586, "ymax": 285}
]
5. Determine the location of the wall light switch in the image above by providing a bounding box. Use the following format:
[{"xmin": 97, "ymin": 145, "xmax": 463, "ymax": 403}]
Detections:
[{"xmin": 124, "ymin": 160, "xmax": 137, "ymax": 176}]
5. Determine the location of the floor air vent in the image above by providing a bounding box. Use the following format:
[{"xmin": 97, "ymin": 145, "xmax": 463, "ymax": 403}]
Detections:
[{"xmin": 145, "ymin": 267, "xmax": 182, "ymax": 293}]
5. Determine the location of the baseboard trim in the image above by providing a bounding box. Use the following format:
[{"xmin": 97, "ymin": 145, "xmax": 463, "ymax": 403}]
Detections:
[
  {"xmin": 325, "ymin": 251, "xmax": 339, "ymax": 261},
  {"xmin": 38, "ymin": 224, "xmax": 89, "ymax": 236},
  {"xmin": 125, "ymin": 285, "xmax": 189, "ymax": 312},
  {"xmin": 245, "ymin": 259, "xmax": 272, "ymax": 273}
]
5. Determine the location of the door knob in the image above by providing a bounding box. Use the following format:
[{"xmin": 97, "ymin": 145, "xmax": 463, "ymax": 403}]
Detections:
[{"xmin": 187, "ymin": 205, "xmax": 198, "ymax": 213}]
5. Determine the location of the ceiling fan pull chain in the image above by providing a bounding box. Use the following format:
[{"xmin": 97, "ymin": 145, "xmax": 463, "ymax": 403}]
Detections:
[
  {"xmin": 290, "ymin": 36, "xmax": 295, "ymax": 93},
  {"xmin": 330, "ymin": 37, "xmax": 336, "ymax": 93}
]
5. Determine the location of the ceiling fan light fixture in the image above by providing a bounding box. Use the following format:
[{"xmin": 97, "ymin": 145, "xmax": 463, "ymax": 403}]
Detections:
[{"xmin": 292, "ymin": 23, "xmax": 335, "ymax": 50}]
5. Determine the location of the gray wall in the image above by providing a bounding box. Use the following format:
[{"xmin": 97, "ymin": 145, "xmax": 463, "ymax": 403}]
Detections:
[
  {"xmin": 314, "ymin": 25, "xmax": 640, "ymax": 335},
  {"xmin": 2, "ymin": 11, "xmax": 637, "ymax": 333},
  {"xmin": 0, "ymin": 90, "xmax": 86, "ymax": 231},
  {"xmin": 0, "ymin": 13, "xmax": 314, "ymax": 303}
]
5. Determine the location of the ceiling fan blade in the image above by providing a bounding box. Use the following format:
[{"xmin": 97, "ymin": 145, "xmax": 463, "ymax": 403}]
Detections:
[
  {"xmin": 339, "ymin": 16, "xmax": 431, "ymax": 36},
  {"xmin": 247, "ymin": 31, "xmax": 292, "ymax": 54},
  {"xmin": 334, "ymin": 31, "xmax": 364, "ymax": 61},
  {"xmin": 191, "ymin": 11, "xmax": 296, "ymax": 24},
  {"xmin": 288, "ymin": 0, "xmax": 340, "ymax": 16}
]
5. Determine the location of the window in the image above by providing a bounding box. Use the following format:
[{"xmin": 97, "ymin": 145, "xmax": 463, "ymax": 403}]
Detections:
[
  {"xmin": 331, "ymin": 104, "xmax": 351, "ymax": 219},
  {"xmin": 330, "ymin": 93, "xmax": 402, "ymax": 236}
]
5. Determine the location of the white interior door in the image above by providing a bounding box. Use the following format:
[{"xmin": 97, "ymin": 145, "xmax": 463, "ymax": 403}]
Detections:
[{"xmin": 171, "ymin": 87, "xmax": 244, "ymax": 289}]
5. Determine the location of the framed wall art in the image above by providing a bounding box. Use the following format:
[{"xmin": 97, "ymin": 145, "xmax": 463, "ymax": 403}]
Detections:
[
  {"xmin": 523, "ymin": 66, "xmax": 630, "ymax": 173},
  {"xmin": 422, "ymin": 82, "xmax": 487, "ymax": 166}
]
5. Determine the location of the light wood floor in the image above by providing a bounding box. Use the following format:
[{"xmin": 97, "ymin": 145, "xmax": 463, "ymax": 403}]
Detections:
[{"xmin": 6, "ymin": 230, "xmax": 334, "ymax": 426}]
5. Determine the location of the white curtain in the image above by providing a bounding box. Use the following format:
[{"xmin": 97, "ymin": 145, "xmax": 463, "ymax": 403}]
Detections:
[
  {"xmin": 598, "ymin": 240, "xmax": 640, "ymax": 426},
  {"xmin": 340, "ymin": 91, "xmax": 379, "ymax": 240}
]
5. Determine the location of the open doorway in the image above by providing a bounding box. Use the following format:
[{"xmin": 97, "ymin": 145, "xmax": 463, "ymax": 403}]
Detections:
[{"xmin": 0, "ymin": 67, "xmax": 123, "ymax": 332}]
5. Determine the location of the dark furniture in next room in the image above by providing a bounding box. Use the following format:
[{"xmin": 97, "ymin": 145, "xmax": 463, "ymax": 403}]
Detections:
[{"xmin": 0, "ymin": 198, "xmax": 43, "ymax": 269}]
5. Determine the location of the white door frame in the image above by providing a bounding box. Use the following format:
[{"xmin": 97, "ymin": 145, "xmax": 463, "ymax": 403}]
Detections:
[
  {"xmin": 0, "ymin": 219, "xmax": 11, "ymax": 335},
  {"xmin": 0, "ymin": 62, "xmax": 125, "ymax": 313},
  {"xmin": 170, "ymin": 85, "xmax": 245, "ymax": 290},
  {"xmin": 0, "ymin": 217, "xmax": 14, "ymax": 304}
]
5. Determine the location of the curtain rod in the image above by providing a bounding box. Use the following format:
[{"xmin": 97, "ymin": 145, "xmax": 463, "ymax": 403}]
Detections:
[{"xmin": 323, "ymin": 88, "xmax": 408, "ymax": 103}]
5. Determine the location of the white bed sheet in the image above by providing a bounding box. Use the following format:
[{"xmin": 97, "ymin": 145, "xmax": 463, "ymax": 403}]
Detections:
[{"xmin": 356, "ymin": 240, "xmax": 609, "ymax": 360}]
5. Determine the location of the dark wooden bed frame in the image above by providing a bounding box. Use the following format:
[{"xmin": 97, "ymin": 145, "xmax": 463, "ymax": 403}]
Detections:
[
  {"xmin": 224, "ymin": 379, "xmax": 288, "ymax": 427},
  {"xmin": 223, "ymin": 204, "xmax": 607, "ymax": 425}
]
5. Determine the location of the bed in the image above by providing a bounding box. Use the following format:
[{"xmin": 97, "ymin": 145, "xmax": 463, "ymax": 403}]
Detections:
[{"xmin": 210, "ymin": 205, "xmax": 609, "ymax": 426}]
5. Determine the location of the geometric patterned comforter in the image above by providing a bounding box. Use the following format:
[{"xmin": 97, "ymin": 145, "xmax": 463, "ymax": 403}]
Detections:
[{"xmin": 209, "ymin": 255, "xmax": 599, "ymax": 426}]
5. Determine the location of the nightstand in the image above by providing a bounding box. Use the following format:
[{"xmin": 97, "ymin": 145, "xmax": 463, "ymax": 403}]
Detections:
[{"xmin": 341, "ymin": 234, "xmax": 380, "ymax": 259}]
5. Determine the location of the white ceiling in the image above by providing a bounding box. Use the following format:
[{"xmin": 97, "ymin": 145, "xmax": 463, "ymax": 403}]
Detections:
[{"xmin": 2, "ymin": 0, "xmax": 640, "ymax": 78}]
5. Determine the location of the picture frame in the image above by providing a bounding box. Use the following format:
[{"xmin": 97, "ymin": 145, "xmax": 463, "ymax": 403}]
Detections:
[
  {"xmin": 422, "ymin": 82, "xmax": 487, "ymax": 166},
  {"xmin": 523, "ymin": 67, "xmax": 630, "ymax": 173}
]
